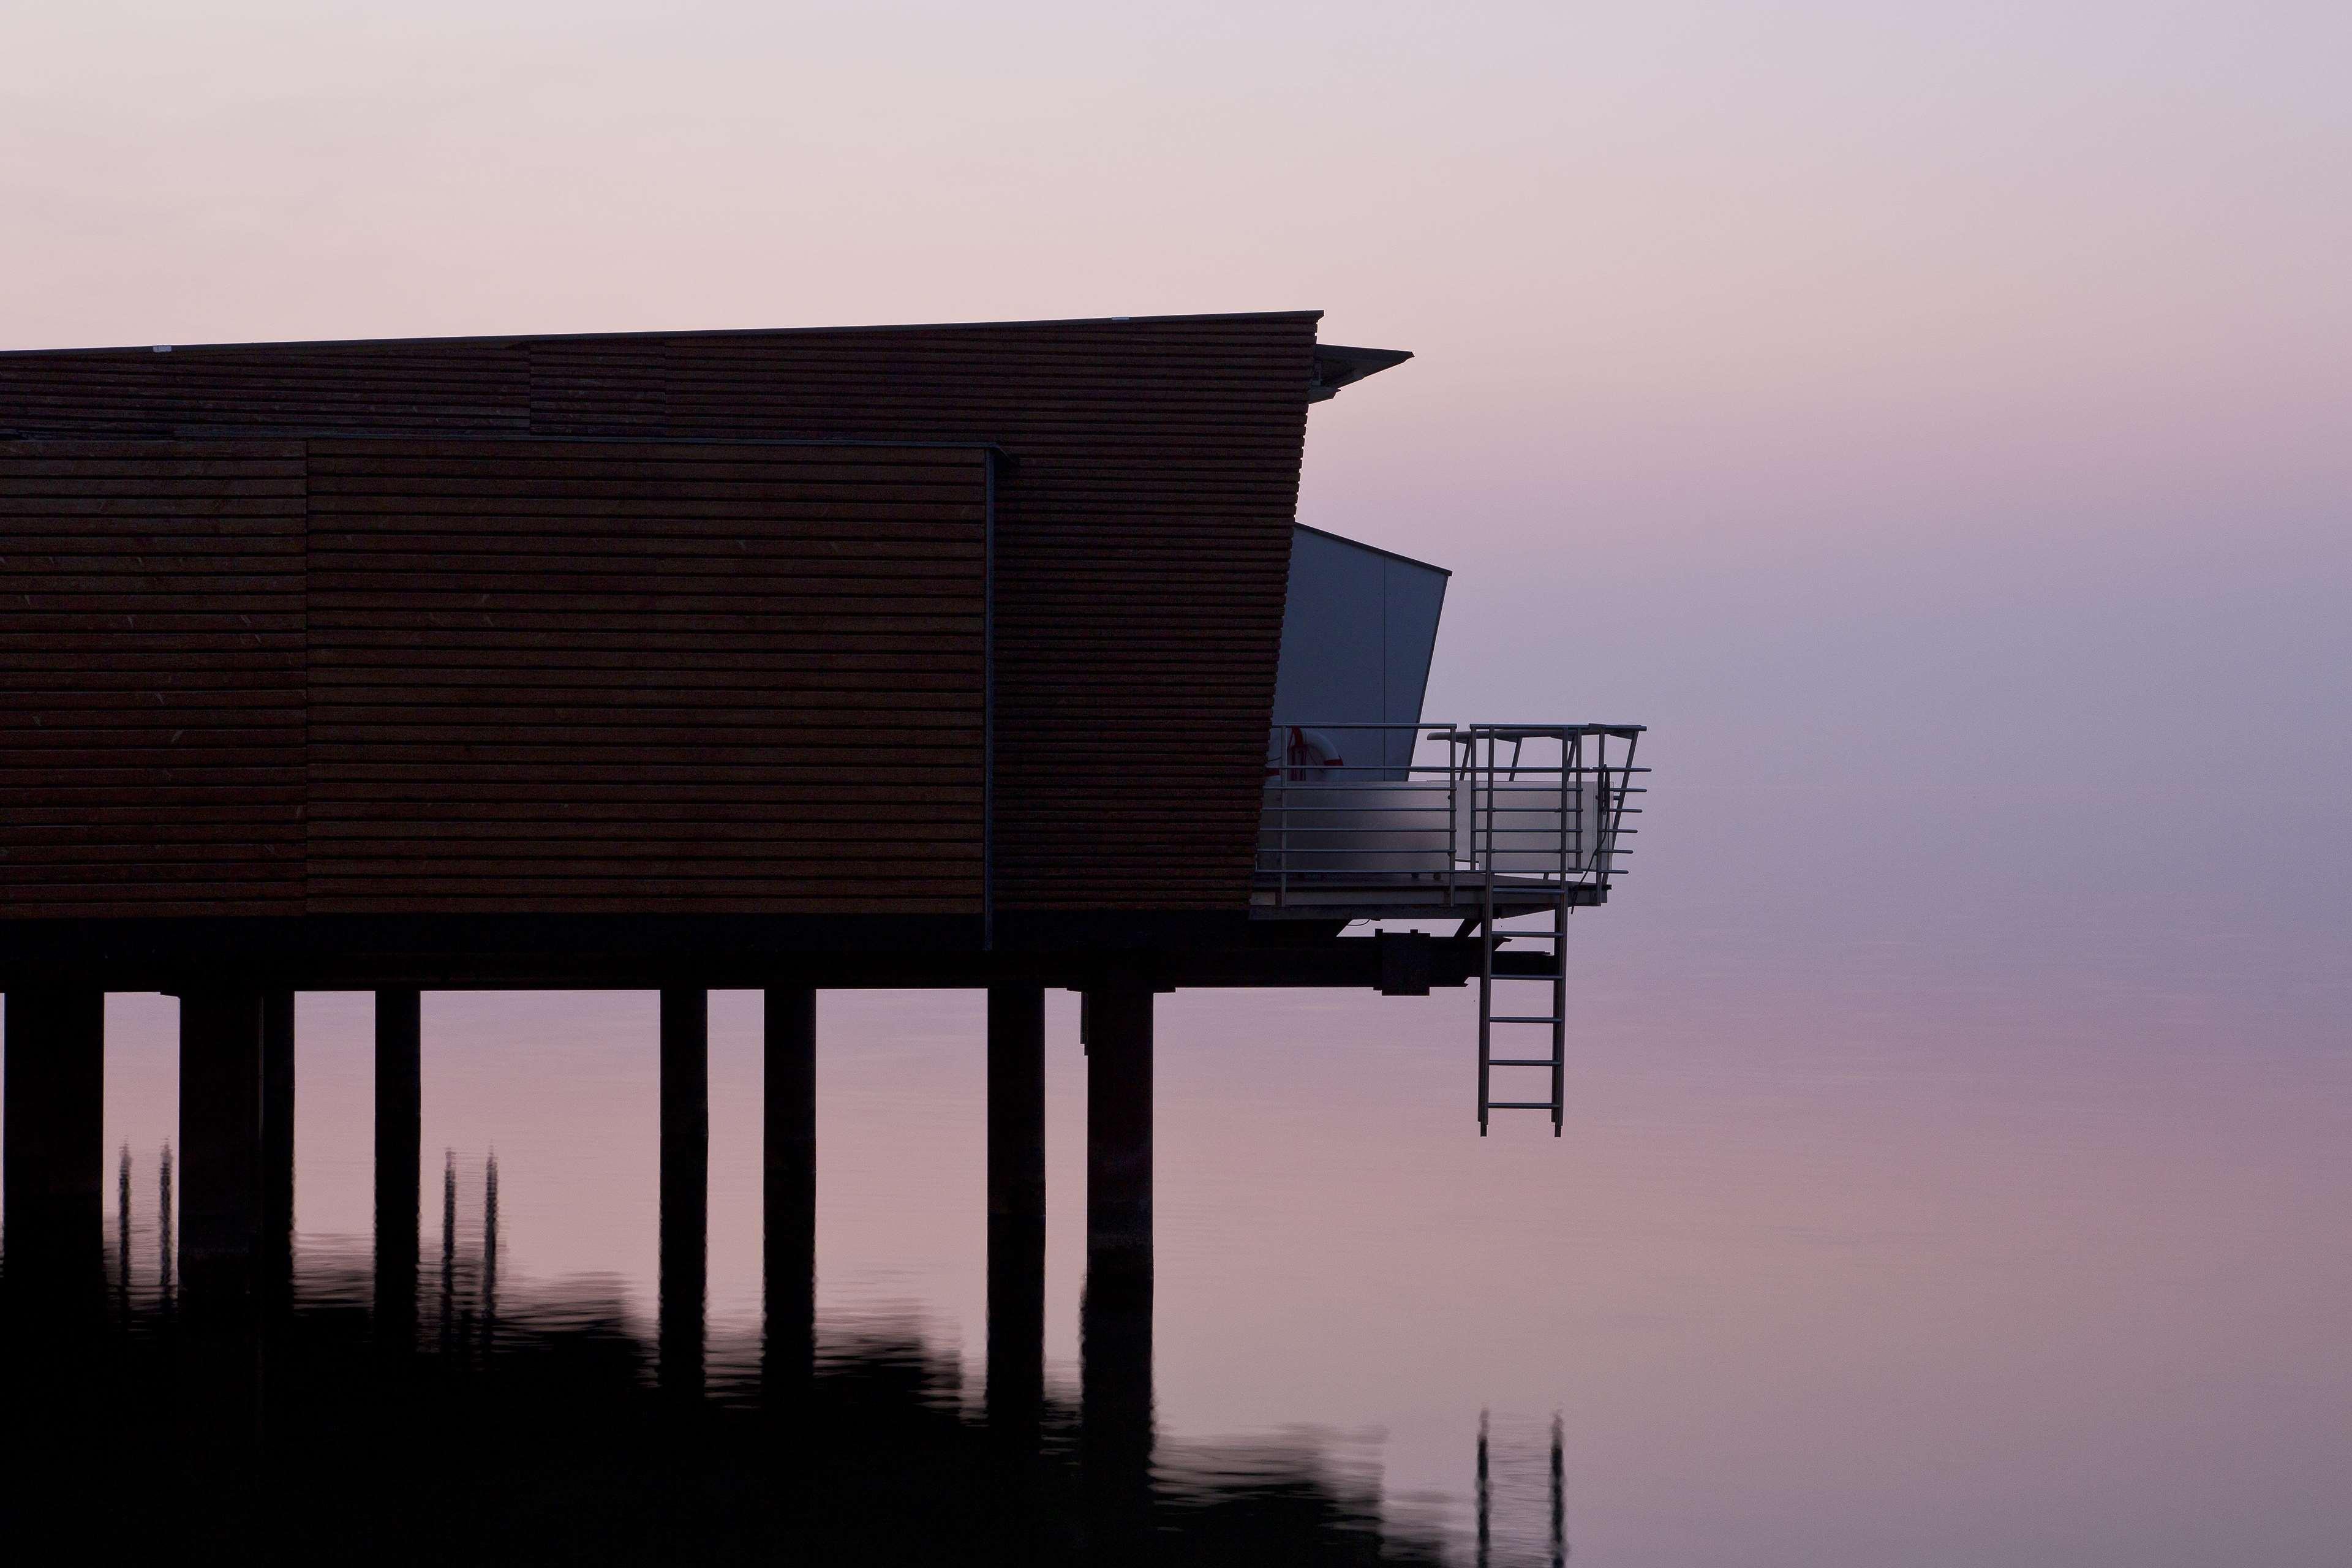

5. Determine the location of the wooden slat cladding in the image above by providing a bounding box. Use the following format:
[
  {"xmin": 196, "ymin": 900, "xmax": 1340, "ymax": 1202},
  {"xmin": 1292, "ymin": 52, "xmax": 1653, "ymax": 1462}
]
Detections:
[
  {"xmin": 162, "ymin": 341, "xmax": 530, "ymax": 435},
  {"xmin": 1, "ymin": 312, "xmax": 1319, "ymax": 915},
  {"xmin": 0, "ymin": 440, "xmax": 307, "ymax": 918},
  {"xmin": 304, "ymin": 440, "xmax": 987, "ymax": 916},
  {"xmin": 529, "ymin": 338, "xmax": 667, "ymax": 434},
  {"xmin": 0, "ymin": 350, "xmax": 172, "ymax": 435},
  {"xmin": 655, "ymin": 318, "xmax": 1317, "ymax": 910}
]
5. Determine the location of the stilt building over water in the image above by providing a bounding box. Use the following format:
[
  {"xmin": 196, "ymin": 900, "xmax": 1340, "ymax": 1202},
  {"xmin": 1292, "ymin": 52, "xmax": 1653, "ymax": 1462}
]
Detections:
[{"xmin": 0, "ymin": 313, "xmax": 1645, "ymax": 1371}]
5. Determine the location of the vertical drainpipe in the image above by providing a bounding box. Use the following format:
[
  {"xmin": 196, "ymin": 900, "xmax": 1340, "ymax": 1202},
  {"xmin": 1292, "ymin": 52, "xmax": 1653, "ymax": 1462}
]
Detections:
[{"xmin": 982, "ymin": 445, "xmax": 998, "ymax": 951}]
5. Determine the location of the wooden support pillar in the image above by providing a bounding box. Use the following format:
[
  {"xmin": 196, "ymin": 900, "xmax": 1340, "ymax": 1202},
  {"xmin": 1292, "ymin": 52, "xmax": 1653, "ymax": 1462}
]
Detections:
[
  {"xmin": 1083, "ymin": 979, "xmax": 1153, "ymax": 1294},
  {"xmin": 763, "ymin": 986, "xmax": 816, "ymax": 1392},
  {"xmin": 260, "ymin": 990, "xmax": 295, "ymax": 1290},
  {"xmin": 659, "ymin": 989, "xmax": 708, "ymax": 1395},
  {"xmin": 2, "ymin": 989, "xmax": 106, "ymax": 1278},
  {"xmin": 179, "ymin": 988, "xmax": 265, "ymax": 1302},
  {"xmin": 373, "ymin": 989, "xmax": 422, "ymax": 1343},
  {"xmin": 1081, "ymin": 978, "xmax": 1154, "ymax": 1539},
  {"xmin": 989, "ymin": 986, "xmax": 1048, "ymax": 1226},
  {"xmin": 986, "ymin": 985, "xmax": 1047, "ymax": 1431}
]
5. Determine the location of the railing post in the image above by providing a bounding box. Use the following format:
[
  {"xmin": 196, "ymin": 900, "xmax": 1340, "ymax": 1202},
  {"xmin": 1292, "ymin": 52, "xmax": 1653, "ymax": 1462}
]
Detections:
[
  {"xmin": 1446, "ymin": 727, "xmax": 1460, "ymax": 907},
  {"xmin": 1563, "ymin": 731, "xmax": 1576, "ymax": 881}
]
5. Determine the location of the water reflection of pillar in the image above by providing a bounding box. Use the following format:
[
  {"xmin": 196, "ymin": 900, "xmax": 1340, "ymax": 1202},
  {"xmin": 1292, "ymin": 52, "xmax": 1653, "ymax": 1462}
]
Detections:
[
  {"xmin": 1476, "ymin": 1410, "xmax": 1490, "ymax": 1568},
  {"xmin": 763, "ymin": 987, "xmax": 817, "ymax": 1398},
  {"xmin": 1550, "ymin": 1412, "xmax": 1566, "ymax": 1567},
  {"xmin": 660, "ymin": 989, "xmax": 709, "ymax": 1397},
  {"xmin": 176, "ymin": 989, "xmax": 270, "ymax": 1477},
  {"xmin": 1, "ymin": 988, "xmax": 105, "ymax": 1296},
  {"xmin": 1081, "ymin": 978, "xmax": 1154, "ymax": 1544},
  {"xmin": 439, "ymin": 1150, "xmax": 457, "ymax": 1351},
  {"xmin": 118, "ymin": 1147, "xmax": 134, "ymax": 1315},
  {"xmin": 0, "ymin": 993, "xmax": 104, "ymax": 1477},
  {"xmin": 374, "ymin": 989, "xmax": 422, "ymax": 1349},
  {"xmin": 179, "ymin": 1302, "xmax": 265, "ymax": 1490},
  {"xmin": 986, "ymin": 985, "xmax": 1047, "ymax": 1437},
  {"xmin": 481, "ymin": 1153, "xmax": 499, "ymax": 1349},
  {"xmin": 159, "ymin": 1144, "xmax": 175, "ymax": 1308},
  {"xmin": 179, "ymin": 988, "xmax": 266, "ymax": 1305}
]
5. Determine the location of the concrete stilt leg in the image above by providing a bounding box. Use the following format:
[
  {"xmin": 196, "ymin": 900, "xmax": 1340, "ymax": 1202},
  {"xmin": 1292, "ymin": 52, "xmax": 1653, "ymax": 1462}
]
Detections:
[
  {"xmin": 179, "ymin": 989, "xmax": 265, "ymax": 1304},
  {"xmin": 1083, "ymin": 980, "xmax": 1153, "ymax": 1298},
  {"xmin": 1081, "ymin": 978, "xmax": 1155, "ymax": 1540},
  {"xmin": 763, "ymin": 986, "xmax": 816, "ymax": 1396},
  {"xmin": 374, "ymin": 989, "xmax": 422, "ymax": 1345},
  {"xmin": 659, "ymin": 989, "xmax": 708, "ymax": 1396},
  {"xmin": 2, "ymin": 989, "xmax": 106, "ymax": 1287},
  {"xmin": 260, "ymin": 990, "xmax": 295, "ymax": 1294},
  {"xmin": 986, "ymin": 985, "xmax": 1047, "ymax": 1433}
]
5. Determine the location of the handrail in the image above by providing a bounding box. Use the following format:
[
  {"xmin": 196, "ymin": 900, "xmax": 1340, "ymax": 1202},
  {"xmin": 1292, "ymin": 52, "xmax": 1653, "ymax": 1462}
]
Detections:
[{"xmin": 1256, "ymin": 722, "xmax": 1648, "ymax": 911}]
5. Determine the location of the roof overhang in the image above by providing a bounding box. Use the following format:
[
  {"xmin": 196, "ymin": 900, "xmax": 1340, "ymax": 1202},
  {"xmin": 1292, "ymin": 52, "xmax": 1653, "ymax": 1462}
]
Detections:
[{"xmin": 1308, "ymin": 344, "xmax": 1412, "ymax": 402}]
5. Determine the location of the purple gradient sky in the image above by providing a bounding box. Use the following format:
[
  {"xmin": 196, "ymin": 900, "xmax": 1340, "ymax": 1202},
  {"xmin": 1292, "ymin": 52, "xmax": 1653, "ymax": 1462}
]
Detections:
[
  {"xmin": 9, "ymin": 2, "xmax": 2345, "ymax": 816},
  {"xmin": 6, "ymin": 6, "xmax": 2349, "ymax": 1560}
]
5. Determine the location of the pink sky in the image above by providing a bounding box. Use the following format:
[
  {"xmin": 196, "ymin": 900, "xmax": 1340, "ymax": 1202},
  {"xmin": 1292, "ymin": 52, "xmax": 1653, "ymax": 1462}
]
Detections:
[
  {"xmin": 6, "ymin": 8, "xmax": 2348, "ymax": 1559},
  {"xmin": 7, "ymin": 2, "xmax": 2344, "ymax": 816}
]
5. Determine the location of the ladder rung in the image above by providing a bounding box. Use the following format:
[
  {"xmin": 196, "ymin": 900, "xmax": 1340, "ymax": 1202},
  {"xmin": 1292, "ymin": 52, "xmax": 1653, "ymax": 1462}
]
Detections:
[
  {"xmin": 1488, "ymin": 1014, "xmax": 1562, "ymax": 1024},
  {"xmin": 1487, "ymin": 1057, "xmax": 1558, "ymax": 1067},
  {"xmin": 1485, "ymin": 1101, "xmax": 1559, "ymax": 1110}
]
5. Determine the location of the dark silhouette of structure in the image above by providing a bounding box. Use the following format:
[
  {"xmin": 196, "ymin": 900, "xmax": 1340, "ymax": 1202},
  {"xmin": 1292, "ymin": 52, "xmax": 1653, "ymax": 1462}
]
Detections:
[
  {"xmin": 0, "ymin": 314, "xmax": 1645, "ymax": 1530},
  {"xmin": 1, "ymin": 1215, "xmax": 1449, "ymax": 1564}
]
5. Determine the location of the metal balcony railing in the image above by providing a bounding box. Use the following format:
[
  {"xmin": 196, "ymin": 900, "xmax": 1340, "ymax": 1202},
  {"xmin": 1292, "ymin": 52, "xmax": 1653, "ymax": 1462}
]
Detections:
[{"xmin": 1254, "ymin": 723, "xmax": 1646, "ymax": 916}]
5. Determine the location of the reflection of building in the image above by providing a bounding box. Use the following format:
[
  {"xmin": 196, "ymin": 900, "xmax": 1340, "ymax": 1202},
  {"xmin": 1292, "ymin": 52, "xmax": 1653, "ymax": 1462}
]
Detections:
[
  {"xmin": 2, "ymin": 313, "xmax": 1646, "ymax": 1151},
  {"xmin": 1477, "ymin": 1410, "xmax": 1567, "ymax": 1567},
  {"xmin": 79, "ymin": 1142, "xmax": 173, "ymax": 1313},
  {"xmin": 2, "ymin": 317, "xmax": 1646, "ymax": 1548},
  {"xmin": 431, "ymin": 1151, "xmax": 500, "ymax": 1357},
  {"xmin": 6, "ymin": 1238, "xmax": 1453, "ymax": 1562}
]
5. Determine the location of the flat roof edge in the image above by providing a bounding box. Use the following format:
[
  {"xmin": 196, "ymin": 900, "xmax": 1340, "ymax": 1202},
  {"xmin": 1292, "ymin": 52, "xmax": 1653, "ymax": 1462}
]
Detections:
[{"xmin": 0, "ymin": 309, "xmax": 1328, "ymax": 361}]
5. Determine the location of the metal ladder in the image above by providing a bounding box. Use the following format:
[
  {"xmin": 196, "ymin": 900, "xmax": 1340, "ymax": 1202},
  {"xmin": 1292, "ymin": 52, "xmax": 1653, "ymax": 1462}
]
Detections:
[{"xmin": 1476, "ymin": 880, "xmax": 1572, "ymax": 1136}]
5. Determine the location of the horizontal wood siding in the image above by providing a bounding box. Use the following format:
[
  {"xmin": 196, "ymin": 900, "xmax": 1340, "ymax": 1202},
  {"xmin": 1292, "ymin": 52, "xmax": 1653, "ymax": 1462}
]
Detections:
[
  {"xmin": 159, "ymin": 342, "xmax": 531, "ymax": 435},
  {"xmin": 658, "ymin": 318, "xmax": 1314, "ymax": 911},
  {"xmin": 0, "ymin": 441, "xmax": 307, "ymax": 918},
  {"xmin": 306, "ymin": 440, "xmax": 986, "ymax": 915},
  {"xmin": 0, "ymin": 312, "xmax": 1317, "ymax": 916}
]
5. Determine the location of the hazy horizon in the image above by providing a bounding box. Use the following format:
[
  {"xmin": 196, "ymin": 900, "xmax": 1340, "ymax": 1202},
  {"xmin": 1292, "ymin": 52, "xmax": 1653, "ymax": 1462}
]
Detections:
[{"xmin": 4, "ymin": 4, "xmax": 2346, "ymax": 1562}]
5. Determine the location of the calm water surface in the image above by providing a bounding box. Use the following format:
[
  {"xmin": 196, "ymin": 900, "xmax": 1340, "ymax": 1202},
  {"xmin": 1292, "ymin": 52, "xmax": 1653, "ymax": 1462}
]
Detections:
[{"xmin": 4, "ymin": 789, "xmax": 2346, "ymax": 1563}]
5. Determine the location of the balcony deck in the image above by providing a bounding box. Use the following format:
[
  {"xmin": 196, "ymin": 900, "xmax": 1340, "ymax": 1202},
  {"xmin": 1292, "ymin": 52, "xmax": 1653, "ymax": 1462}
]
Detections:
[
  {"xmin": 1248, "ymin": 873, "xmax": 1610, "ymax": 920},
  {"xmin": 1251, "ymin": 722, "xmax": 1643, "ymax": 922}
]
